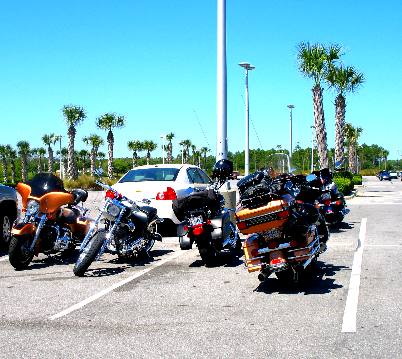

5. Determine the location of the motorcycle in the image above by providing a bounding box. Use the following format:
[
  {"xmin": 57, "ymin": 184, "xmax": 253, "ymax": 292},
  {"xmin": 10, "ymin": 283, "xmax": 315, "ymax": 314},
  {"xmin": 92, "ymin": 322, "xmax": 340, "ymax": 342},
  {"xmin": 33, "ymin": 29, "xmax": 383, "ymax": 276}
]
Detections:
[
  {"xmin": 311, "ymin": 168, "xmax": 349, "ymax": 226},
  {"xmin": 9, "ymin": 173, "xmax": 91, "ymax": 270},
  {"xmin": 173, "ymin": 159, "xmax": 241, "ymax": 266},
  {"xmin": 73, "ymin": 180, "xmax": 163, "ymax": 276},
  {"xmin": 236, "ymin": 157, "xmax": 329, "ymax": 283}
]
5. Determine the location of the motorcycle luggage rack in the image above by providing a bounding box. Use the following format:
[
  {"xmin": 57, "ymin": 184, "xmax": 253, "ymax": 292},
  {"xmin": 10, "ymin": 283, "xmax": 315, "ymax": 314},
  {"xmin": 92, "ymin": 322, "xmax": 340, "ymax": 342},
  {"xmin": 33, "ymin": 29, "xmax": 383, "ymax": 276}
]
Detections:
[{"xmin": 287, "ymin": 237, "xmax": 320, "ymax": 268}]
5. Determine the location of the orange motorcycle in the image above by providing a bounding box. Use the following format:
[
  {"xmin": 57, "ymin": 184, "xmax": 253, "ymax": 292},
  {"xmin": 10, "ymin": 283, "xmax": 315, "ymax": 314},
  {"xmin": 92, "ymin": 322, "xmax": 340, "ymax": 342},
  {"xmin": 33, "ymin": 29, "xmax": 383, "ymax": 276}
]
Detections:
[{"xmin": 9, "ymin": 173, "xmax": 92, "ymax": 270}]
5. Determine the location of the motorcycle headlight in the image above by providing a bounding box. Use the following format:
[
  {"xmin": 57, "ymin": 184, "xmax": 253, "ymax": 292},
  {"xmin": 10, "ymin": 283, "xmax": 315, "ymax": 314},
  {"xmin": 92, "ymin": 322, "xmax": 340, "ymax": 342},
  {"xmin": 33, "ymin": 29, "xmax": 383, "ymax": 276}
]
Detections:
[
  {"xmin": 106, "ymin": 203, "xmax": 121, "ymax": 218},
  {"xmin": 26, "ymin": 200, "xmax": 39, "ymax": 216}
]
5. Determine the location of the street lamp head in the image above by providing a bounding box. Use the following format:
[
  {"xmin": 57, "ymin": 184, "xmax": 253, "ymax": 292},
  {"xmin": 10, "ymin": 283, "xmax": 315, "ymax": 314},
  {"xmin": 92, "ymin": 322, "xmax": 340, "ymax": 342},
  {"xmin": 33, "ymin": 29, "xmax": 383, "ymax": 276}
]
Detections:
[
  {"xmin": 287, "ymin": 104, "xmax": 295, "ymax": 109},
  {"xmin": 239, "ymin": 62, "xmax": 255, "ymax": 70}
]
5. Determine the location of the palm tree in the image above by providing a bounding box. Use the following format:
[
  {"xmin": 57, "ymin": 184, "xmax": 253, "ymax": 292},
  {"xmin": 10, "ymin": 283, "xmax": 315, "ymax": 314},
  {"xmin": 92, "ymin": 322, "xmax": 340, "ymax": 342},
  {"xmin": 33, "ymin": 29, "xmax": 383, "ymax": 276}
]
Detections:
[
  {"xmin": 179, "ymin": 139, "xmax": 192, "ymax": 163},
  {"xmin": 0, "ymin": 145, "xmax": 8, "ymax": 183},
  {"xmin": 8, "ymin": 148, "xmax": 17, "ymax": 184},
  {"xmin": 96, "ymin": 113, "xmax": 125, "ymax": 178},
  {"xmin": 57, "ymin": 148, "xmax": 68, "ymax": 177},
  {"xmin": 62, "ymin": 105, "xmax": 86, "ymax": 179},
  {"xmin": 42, "ymin": 133, "xmax": 57, "ymax": 173},
  {"xmin": 165, "ymin": 132, "xmax": 175, "ymax": 164},
  {"xmin": 78, "ymin": 149, "xmax": 89, "ymax": 174},
  {"xmin": 16, "ymin": 141, "xmax": 30, "ymax": 182},
  {"xmin": 200, "ymin": 147, "xmax": 209, "ymax": 168},
  {"xmin": 345, "ymin": 123, "xmax": 363, "ymax": 174},
  {"xmin": 297, "ymin": 42, "xmax": 341, "ymax": 169},
  {"xmin": 83, "ymin": 134, "xmax": 104, "ymax": 176},
  {"xmin": 142, "ymin": 140, "xmax": 157, "ymax": 165},
  {"xmin": 127, "ymin": 140, "xmax": 144, "ymax": 169},
  {"xmin": 97, "ymin": 151, "xmax": 106, "ymax": 170},
  {"xmin": 35, "ymin": 147, "xmax": 46, "ymax": 173},
  {"xmin": 326, "ymin": 65, "xmax": 365, "ymax": 166}
]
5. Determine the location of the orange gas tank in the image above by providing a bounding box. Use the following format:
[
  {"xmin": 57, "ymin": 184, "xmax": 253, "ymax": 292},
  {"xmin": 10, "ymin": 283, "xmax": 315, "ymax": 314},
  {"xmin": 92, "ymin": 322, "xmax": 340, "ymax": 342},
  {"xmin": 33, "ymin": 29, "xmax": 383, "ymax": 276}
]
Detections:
[{"xmin": 236, "ymin": 199, "xmax": 290, "ymax": 235}]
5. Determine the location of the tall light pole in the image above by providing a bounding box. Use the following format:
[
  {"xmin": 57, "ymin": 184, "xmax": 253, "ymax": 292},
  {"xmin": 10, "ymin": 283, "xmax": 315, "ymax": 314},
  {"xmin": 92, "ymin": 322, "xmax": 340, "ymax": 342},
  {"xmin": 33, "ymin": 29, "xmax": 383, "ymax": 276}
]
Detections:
[
  {"xmin": 216, "ymin": 0, "xmax": 227, "ymax": 161},
  {"xmin": 239, "ymin": 62, "xmax": 255, "ymax": 176},
  {"xmin": 160, "ymin": 134, "xmax": 165, "ymax": 164},
  {"xmin": 287, "ymin": 104, "xmax": 295, "ymax": 160},
  {"xmin": 57, "ymin": 135, "xmax": 63, "ymax": 179}
]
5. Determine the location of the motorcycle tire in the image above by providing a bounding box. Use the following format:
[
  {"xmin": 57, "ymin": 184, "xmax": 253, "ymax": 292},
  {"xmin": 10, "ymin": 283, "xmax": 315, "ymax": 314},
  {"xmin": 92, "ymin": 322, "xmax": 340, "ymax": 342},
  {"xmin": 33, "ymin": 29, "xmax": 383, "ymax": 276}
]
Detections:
[
  {"xmin": 275, "ymin": 269, "xmax": 295, "ymax": 282},
  {"xmin": 73, "ymin": 230, "xmax": 106, "ymax": 277},
  {"xmin": 197, "ymin": 234, "xmax": 217, "ymax": 266},
  {"xmin": 8, "ymin": 235, "xmax": 34, "ymax": 270}
]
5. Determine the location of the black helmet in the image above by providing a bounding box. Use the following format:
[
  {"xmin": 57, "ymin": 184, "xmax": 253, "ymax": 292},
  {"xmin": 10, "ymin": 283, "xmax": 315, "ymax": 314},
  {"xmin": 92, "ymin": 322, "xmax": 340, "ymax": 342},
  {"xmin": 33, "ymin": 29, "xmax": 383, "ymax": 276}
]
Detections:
[{"xmin": 212, "ymin": 159, "xmax": 233, "ymax": 182}]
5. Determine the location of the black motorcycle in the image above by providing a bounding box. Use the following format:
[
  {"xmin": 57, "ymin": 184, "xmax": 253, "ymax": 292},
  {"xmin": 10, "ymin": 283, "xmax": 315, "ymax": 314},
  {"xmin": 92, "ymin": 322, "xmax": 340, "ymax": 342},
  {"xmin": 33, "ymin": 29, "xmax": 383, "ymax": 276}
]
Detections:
[
  {"xmin": 173, "ymin": 160, "xmax": 241, "ymax": 266},
  {"xmin": 73, "ymin": 180, "xmax": 163, "ymax": 276},
  {"xmin": 311, "ymin": 168, "xmax": 349, "ymax": 226}
]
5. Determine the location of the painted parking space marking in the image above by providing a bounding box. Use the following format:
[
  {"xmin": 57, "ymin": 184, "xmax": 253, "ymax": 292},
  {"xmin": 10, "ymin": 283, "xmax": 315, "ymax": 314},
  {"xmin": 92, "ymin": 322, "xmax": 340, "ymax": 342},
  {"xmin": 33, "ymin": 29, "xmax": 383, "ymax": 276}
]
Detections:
[
  {"xmin": 49, "ymin": 250, "xmax": 185, "ymax": 320},
  {"xmin": 342, "ymin": 217, "xmax": 367, "ymax": 333}
]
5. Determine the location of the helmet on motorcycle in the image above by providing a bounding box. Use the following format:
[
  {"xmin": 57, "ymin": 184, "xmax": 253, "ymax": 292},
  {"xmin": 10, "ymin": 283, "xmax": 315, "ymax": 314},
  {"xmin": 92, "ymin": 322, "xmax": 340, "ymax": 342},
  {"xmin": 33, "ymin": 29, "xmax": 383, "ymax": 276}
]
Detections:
[{"xmin": 212, "ymin": 159, "xmax": 233, "ymax": 183}]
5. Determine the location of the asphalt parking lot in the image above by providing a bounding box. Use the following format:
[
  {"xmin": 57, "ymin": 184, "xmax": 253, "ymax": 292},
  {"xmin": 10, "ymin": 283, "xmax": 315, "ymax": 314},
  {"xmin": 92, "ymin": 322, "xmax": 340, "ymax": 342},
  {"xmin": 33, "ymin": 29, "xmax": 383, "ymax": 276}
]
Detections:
[{"xmin": 0, "ymin": 176, "xmax": 401, "ymax": 358}]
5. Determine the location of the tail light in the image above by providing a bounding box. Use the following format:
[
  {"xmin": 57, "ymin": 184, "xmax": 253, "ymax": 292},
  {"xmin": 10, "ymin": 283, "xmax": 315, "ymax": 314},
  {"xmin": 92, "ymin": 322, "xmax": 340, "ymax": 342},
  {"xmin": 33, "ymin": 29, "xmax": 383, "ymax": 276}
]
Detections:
[
  {"xmin": 270, "ymin": 258, "xmax": 286, "ymax": 265},
  {"xmin": 105, "ymin": 189, "xmax": 122, "ymax": 200},
  {"xmin": 156, "ymin": 187, "xmax": 177, "ymax": 200},
  {"xmin": 323, "ymin": 199, "xmax": 331, "ymax": 206},
  {"xmin": 335, "ymin": 200, "xmax": 342, "ymax": 205},
  {"xmin": 267, "ymin": 240, "xmax": 279, "ymax": 249},
  {"xmin": 192, "ymin": 224, "xmax": 204, "ymax": 236},
  {"xmin": 277, "ymin": 210, "xmax": 289, "ymax": 219},
  {"xmin": 237, "ymin": 221, "xmax": 247, "ymax": 230}
]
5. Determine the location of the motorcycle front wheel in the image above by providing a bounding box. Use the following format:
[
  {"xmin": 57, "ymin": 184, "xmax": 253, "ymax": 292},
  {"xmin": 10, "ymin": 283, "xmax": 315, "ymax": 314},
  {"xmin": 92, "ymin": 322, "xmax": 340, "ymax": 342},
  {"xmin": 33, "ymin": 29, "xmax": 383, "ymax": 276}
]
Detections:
[
  {"xmin": 73, "ymin": 229, "xmax": 106, "ymax": 277},
  {"xmin": 8, "ymin": 235, "xmax": 34, "ymax": 270}
]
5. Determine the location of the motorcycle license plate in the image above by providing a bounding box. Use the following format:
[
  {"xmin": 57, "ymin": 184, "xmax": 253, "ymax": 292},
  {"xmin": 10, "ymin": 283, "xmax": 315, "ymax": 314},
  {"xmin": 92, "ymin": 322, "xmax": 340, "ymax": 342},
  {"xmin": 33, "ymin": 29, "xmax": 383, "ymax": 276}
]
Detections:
[{"xmin": 189, "ymin": 215, "xmax": 203, "ymax": 226}]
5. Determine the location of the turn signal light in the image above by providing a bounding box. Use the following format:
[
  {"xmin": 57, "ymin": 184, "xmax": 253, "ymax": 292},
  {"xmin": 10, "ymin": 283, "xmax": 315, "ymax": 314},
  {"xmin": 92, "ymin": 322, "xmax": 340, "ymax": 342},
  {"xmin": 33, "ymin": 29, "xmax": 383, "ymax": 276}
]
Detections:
[
  {"xmin": 105, "ymin": 190, "xmax": 121, "ymax": 200},
  {"xmin": 335, "ymin": 200, "xmax": 342, "ymax": 205},
  {"xmin": 156, "ymin": 187, "xmax": 177, "ymax": 200}
]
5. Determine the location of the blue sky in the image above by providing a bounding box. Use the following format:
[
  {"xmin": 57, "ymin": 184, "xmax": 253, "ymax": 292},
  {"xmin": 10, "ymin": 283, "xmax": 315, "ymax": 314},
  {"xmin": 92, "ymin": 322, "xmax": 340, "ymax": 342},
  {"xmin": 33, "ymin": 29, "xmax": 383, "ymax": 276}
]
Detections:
[{"xmin": 0, "ymin": 0, "xmax": 401, "ymax": 159}]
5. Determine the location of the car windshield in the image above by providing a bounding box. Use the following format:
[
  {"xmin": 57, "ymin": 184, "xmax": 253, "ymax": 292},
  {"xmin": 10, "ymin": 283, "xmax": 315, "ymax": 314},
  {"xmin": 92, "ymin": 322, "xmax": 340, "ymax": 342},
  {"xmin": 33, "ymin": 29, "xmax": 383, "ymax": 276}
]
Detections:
[{"xmin": 118, "ymin": 168, "xmax": 180, "ymax": 183}]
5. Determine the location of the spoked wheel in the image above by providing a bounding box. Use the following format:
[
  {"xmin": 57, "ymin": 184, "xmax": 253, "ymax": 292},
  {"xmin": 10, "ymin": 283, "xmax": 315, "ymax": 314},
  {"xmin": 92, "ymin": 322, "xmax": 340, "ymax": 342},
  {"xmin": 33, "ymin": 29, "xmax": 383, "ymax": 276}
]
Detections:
[
  {"xmin": 8, "ymin": 235, "xmax": 34, "ymax": 270},
  {"xmin": 0, "ymin": 214, "xmax": 13, "ymax": 247},
  {"xmin": 73, "ymin": 230, "xmax": 106, "ymax": 277},
  {"xmin": 227, "ymin": 223, "xmax": 242, "ymax": 258}
]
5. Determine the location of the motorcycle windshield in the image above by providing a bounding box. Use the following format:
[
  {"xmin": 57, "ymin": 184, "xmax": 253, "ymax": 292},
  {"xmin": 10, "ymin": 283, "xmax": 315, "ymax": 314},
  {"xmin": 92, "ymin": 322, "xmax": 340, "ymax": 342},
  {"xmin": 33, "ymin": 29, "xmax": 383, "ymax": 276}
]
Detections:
[
  {"xmin": 27, "ymin": 173, "xmax": 66, "ymax": 197},
  {"xmin": 266, "ymin": 153, "xmax": 291, "ymax": 177}
]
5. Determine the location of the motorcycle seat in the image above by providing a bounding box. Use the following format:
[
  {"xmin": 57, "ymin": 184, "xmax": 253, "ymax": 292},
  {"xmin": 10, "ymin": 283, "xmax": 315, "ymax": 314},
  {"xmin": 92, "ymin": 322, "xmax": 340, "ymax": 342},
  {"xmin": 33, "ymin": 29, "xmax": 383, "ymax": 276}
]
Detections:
[
  {"xmin": 60, "ymin": 208, "xmax": 78, "ymax": 224},
  {"xmin": 140, "ymin": 205, "xmax": 157, "ymax": 219}
]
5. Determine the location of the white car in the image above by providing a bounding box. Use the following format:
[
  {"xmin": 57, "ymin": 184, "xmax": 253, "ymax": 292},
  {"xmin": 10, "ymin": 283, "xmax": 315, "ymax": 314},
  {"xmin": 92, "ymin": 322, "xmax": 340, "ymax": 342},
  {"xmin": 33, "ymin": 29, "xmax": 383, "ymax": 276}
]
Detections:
[{"xmin": 112, "ymin": 164, "xmax": 212, "ymax": 226}]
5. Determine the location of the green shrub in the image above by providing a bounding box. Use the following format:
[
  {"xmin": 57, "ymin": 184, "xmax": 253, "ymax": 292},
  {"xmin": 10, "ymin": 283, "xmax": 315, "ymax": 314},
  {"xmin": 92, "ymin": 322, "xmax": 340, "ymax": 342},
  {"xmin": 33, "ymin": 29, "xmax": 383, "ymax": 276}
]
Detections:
[
  {"xmin": 352, "ymin": 174, "xmax": 362, "ymax": 185},
  {"xmin": 334, "ymin": 171, "xmax": 353, "ymax": 180},
  {"xmin": 334, "ymin": 177, "xmax": 354, "ymax": 195},
  {"xmin": 360, "ymin": 168, "xmax": 379, "ymax": 176},
  {"xmin": 63, "ymin": 174, "xmax": 117, "ymax": 190}
]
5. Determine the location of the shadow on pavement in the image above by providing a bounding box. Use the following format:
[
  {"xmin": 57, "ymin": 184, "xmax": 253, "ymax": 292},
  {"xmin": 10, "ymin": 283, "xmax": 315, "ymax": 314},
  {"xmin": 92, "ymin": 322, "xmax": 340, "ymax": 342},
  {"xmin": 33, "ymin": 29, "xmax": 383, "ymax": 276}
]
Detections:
[
  {"xmin": 329, "ymin": 221, "xmax": 355, "ymax": 233},
  {"xmin": 254, "ymin": 261, "xmax": 347, "ymax": 295},
  {"xmin": 189, "ymin": 252, "xmax": 244, "ymax": 268},
  {"xmin": 83, "ymin": 249, "xmax": 175, "ymax": 277}
]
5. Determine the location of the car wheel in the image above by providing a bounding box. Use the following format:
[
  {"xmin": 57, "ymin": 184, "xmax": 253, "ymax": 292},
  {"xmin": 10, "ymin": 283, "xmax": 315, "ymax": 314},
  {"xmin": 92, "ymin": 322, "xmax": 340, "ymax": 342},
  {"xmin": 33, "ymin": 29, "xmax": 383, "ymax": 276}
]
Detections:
[{"xmin": 0, "ymin": 214, "xmax": 13, "ymax": 246}]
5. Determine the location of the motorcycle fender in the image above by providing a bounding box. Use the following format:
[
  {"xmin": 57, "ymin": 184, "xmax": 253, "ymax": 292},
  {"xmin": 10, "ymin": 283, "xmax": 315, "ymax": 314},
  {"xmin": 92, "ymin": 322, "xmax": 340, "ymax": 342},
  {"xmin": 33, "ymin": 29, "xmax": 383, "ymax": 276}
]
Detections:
[{"xmin": 11, "ymin": 223, "xmax": 36, "ymax": 236}]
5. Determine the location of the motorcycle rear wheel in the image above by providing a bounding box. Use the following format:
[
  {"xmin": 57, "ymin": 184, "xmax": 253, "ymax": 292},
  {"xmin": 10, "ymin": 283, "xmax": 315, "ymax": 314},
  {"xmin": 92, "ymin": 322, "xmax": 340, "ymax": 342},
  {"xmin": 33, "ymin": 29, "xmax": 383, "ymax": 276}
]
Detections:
[
  {"xmin": 197, "ymin": 234, "xmax": 217, "ymax": 266},
  {"xmin": 8, "ymin": 235, "xmax": 34, "ymax": 270},
  {"xmin": 73, "ymin": 230, "xmax": 106, "ymax": 277}
]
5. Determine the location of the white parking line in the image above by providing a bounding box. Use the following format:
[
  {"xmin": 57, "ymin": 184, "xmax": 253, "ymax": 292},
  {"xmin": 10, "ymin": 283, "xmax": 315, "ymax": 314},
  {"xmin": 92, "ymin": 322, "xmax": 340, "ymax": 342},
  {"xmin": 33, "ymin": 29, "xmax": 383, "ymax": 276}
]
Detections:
[
  {"xmin": 0, "ymin": 256, "xmax": 9, "ymax": 262},
  {"xmin": 342, "ymin": 217, "xmax": 367, "ymax": 333},
  {"xmin": 49, "ymin": 250, "xmax": 185, "ymax": 320}
]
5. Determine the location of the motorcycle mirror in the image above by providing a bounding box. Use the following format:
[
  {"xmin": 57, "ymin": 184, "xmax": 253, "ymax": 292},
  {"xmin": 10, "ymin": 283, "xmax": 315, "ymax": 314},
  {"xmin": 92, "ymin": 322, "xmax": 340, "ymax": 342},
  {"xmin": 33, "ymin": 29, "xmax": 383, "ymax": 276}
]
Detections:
[
  {"xmin": 94, "ymin": 168, "xmax": 104, "ymax": 177},
  {"xmin": 335, "ymin": 160, "xmax": 344, "ymax": 170},
  {"xmin": 306, "ymin": 173, "xmax": 318, "ymax": 182}
]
